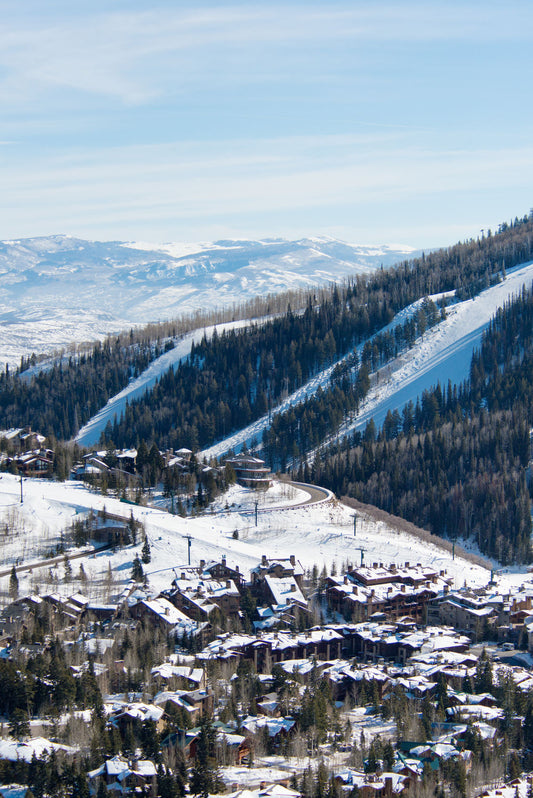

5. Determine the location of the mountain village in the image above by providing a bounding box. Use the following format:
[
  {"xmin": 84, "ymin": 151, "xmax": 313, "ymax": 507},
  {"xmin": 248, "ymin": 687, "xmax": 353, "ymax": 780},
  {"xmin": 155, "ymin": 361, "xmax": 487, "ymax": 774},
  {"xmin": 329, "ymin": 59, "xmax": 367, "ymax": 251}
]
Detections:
[{"xmin": 0, "ymin": 428, "xmax": 533, "ymax": 798}]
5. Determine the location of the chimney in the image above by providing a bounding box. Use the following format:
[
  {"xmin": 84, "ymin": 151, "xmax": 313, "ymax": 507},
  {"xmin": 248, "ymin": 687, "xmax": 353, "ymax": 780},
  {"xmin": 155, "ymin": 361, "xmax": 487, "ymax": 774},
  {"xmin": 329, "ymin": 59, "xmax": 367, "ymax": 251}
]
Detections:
[
  {"xmin": 401, "ymin": 585, "xmax": 405, "ymax": 592},
  {"xmin": 290, "ymin": 555, "xmax": 296, "ymax": 566},
  {"xmin": 405, "ymin": 561, "xmax": 410, "ymax": 567},
  {"xmin": 200, "ymin": 559, "xmax": 205, "ymax": 569},
  {"xmin": 226, "ymin": 580, "xmax": 231, "ymax": 589},
  {"xmin": 222, "ymin": 555, "xmax": 226, "ymax": 566},
  {"xmin": 291, "ymin": 583, "xmax": 296, "ymax": 592},
  {"xmin": 373, "ymin": 562, "xmax": 378, "ymax": 569},
  {"xmin": 344, "ymin": 576, "xmax": 349, "ymax": 585},
  {"xmin": 352, "ymin": 586, "xmax": 358, "ymax": 595},
  {"xmin": 236, "ymin": 565, "xmax": 239, "ymax": 572},
  {"xmin": 181, "ymin": 572, "xmax": 186, "ymax": 580},
  {"xmin": 262, "ymin": 555, "xmax": 267, "ymax": 566}
]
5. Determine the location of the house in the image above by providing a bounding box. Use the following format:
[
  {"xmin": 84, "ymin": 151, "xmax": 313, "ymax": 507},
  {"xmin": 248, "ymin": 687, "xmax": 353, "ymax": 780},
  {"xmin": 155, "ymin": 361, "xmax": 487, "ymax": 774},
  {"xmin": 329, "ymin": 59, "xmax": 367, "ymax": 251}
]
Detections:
[
  {"xmin": 251, "ymin": 555, "xmax": 305, "ymax": 598},
  {"xmin": 10, "ymin": 448, "xmax": 54, "ymax": 477},
  {"xmin": 107, "ymin": 701, "xmax": 166, "ymax": 734},
  {"xmin": 216, "ymin": 730, "xmax": 253, "ymax": 766},
  {"xmin": 334, "ymin": 769, "xmax": 410, "ymax": 797},
  {"xmin": 154, "ymin": 688, "xmax": 214, "ymax": 724},
  {"xmin": 130, "ymin": 597, "xmax": 198, "ymax": 634},
  {"xmin": 200, "ymin": 556, "xmax": 245, "ymax": 589},
  {"xmin": 225, "ymin": 455, "xmax": 272, "ymax": 489},
  {"xmin": 150, "ymin": 663, "xmax": 206, "ymax": 691},
  {"xmin": 87, "ymin": 755, "xmax": 157, "ymax": 796},
  {"xmin": 438, "ymin": 598, "xmax": 496, "ymax": 641},
  {"xmin": 327, "ymin": 562, "xmax": 452, "ymax": 624},
  {"xmin": 166, "ymin": 572, "xmax": 241, "ymax": 623}
]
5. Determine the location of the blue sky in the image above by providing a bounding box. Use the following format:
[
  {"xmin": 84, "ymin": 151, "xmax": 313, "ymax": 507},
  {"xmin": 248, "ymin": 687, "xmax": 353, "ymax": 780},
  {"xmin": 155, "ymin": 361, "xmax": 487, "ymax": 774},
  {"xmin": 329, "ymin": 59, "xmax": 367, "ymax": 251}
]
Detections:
[{"xmin": 1, "ymin": 0, "xmax": 533, "ymax": 247}]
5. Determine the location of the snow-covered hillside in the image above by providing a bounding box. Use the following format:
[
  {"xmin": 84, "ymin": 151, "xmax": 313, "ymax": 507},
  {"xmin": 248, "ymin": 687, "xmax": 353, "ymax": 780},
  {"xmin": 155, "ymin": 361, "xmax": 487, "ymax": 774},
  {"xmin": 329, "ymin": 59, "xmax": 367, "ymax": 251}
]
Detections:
[
  {"xmin": 76, "ymin": 258, "xmax": 533, "ymax": 454},
  {"xmin": 0, "ymin": 235, "xmax": 414, "ymax": 367},
  {"xmin": 201, "ymin": 259, "xmax": 533, "ymax": 458},
  {"xmin": 0, "ymin": 473, "xmax": 498, "ymax": 603}
]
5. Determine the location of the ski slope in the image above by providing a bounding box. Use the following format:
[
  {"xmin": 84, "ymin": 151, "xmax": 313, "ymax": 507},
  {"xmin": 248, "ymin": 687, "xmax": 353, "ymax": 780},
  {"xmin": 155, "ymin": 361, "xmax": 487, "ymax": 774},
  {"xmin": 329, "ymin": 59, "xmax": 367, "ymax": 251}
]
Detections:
[
  {"xmin": 76, "ymin": 319, "xmax": 252, "ymax": 447},
  {"xmin": 202, "ymin": 260, "xmax": 533, "ymax": 458},
  {"xmin": 76, "ymin": 258, "xmax": 533, "ymax": 456}
]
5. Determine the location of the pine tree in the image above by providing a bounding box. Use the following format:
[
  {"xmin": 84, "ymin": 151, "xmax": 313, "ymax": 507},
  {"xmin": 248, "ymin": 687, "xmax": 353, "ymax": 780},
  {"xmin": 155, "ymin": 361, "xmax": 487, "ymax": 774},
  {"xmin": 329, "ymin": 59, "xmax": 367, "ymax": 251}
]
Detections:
[
  {"xmin": 9, "ymin": 707, "xmax": 29, "ymax": 739},
  {"xmin": 141, "ymin": 535, "xmax": 151, "ymax": 564},
  {"xmin": 9, "ymin": 565, "xmax": 19, "ymax": 599},
  {"xmin": 131, "ymin": 555, "xmax": 144, "ymax": 582},
  {"xmin": 128, "ymin": 510, "xmax": 137, "ymax": 545},
  {"xmin": 189, "ymin": 716, "xmax": 221, "ymax": 798}
]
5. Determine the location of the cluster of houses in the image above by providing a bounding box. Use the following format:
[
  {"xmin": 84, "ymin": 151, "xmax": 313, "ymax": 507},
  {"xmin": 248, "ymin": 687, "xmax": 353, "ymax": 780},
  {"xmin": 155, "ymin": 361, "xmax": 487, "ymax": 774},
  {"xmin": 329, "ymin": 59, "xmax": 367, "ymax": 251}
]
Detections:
[
  {"xmin": 71, "ymin": 447, "xmax": 273, "ymax": 490},
  {"xmin": 3, "ymin": 549, "xmax": 533, "ymax": 796},
  {"xmin": 326, "ymin": 560, "xmax": 533, "ymax": 646},
  {"xmin": 0, "ymin": 427, "xmax": 54, "ymax": 477}
]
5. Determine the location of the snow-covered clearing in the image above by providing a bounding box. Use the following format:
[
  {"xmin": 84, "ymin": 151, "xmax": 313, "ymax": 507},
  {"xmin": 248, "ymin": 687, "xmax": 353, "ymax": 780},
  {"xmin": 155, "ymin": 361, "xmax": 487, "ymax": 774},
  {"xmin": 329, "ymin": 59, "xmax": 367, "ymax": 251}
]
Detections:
[{"xmin": 1, "ymin": 472, "xmax": 529, "ymax": 609}]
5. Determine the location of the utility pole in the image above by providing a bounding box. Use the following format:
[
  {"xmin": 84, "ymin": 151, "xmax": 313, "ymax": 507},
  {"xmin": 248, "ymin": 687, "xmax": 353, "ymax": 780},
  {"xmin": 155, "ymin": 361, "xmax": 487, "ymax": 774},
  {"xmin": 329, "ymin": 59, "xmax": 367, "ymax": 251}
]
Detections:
[
  {"xmin": 183, "ymin": 534, "xmax": 192, "ymax": 566},
  {"xmin": 352, "ymin": 513, "xmax": 357, "ymax": 537},
  {"xmin": 20, "ymin": 474, "xmax": 23, "ymax": 504},
  {"xmin": 255, "ymin": 500, "xmax": 259, "ymax": 527}
]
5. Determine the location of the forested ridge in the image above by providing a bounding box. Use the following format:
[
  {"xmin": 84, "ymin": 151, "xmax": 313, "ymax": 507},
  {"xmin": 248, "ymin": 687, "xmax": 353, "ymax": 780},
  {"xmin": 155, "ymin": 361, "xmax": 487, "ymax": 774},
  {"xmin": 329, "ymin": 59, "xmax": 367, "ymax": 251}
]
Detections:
[
  {"xmin": 261, "ymin": 296, "xmax": 443, "ymax": 469},
  {"xmin": 103, "ymin": 214, "xmax": 533, "ymax": 451},
  {"xmin": 301, "ymin": 284, "xmax": 533, "ymax": 564},
  {"xmin": 0, "ymin": 337, "xmax": 166, "ymax": 440},
  {"xmin": 0, "ymin": 213, "xmax": 531, "ymax": 446}
]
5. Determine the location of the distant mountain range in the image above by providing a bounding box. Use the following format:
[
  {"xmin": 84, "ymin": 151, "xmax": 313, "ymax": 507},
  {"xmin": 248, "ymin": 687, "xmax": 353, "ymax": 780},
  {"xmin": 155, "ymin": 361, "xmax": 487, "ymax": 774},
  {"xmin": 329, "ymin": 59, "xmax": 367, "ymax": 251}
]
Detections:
[{"xmin": 0, "ymin": 235, "xmax": 415, "ymax": 366}]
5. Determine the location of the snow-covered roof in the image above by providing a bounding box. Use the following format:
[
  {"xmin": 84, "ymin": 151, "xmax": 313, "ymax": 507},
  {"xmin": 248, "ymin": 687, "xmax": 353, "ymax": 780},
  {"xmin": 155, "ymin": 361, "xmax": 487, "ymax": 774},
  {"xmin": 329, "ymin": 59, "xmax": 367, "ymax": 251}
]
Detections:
[
  {"xmin": 140, "ymin": 597, "xmax": 194, "ymax": 626},
  {"xmin": 264, "ymin": 575, "xmax": 307, "ymax": 607},
  {"xmin": 151, "ymin": 663, "xmax": 204, "ymax": 684},
  {"xmin": 0, "ymin": 737, "xmax": 76, "ymax": 763}
]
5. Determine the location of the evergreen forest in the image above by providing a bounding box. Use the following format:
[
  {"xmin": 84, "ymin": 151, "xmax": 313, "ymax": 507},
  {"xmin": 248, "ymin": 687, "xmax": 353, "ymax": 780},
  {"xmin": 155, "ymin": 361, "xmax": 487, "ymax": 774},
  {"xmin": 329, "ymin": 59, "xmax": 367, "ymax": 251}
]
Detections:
[
  {"xmin": 299, "ymin": 284, "xmax": 533, "ymax": 564},
  {"xmin": 2, "ymin": 214, "xmax": 533, "ymax": 563}
]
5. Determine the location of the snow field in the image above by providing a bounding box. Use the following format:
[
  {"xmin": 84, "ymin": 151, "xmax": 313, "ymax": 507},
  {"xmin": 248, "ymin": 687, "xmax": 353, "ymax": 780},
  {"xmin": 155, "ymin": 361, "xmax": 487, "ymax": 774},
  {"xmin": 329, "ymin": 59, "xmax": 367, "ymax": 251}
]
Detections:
[{"xmin": 0, "ymin": 473, "xmax": 501, "ymax": 609}]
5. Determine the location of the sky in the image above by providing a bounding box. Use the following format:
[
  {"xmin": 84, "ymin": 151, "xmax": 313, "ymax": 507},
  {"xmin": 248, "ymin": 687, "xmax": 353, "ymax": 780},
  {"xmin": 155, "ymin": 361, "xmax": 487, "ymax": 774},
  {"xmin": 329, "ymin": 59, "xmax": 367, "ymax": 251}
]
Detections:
[{"xmin": 1, "ymin": 0, "xmax": 533, "ymax": 248}]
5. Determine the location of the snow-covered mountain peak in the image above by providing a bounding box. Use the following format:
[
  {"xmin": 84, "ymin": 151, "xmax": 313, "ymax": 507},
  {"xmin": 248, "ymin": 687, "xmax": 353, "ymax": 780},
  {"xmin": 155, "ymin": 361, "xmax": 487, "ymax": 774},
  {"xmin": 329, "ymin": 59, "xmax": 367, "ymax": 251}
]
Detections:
[{"xmin": 0, "ymin": 234, "xmax": 416, "ymax": 366}]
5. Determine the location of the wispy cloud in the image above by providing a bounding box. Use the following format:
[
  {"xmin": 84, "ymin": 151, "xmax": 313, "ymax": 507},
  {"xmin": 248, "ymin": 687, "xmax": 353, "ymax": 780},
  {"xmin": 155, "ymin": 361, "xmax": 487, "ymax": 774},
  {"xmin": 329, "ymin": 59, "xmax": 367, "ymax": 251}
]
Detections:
[
  {"xmin": 1, "ymin": 1, "xmax": 532, "ymax": 246},
  {"xmin": 0, "ymin": 2, "xmax": 530, "ymax": 105},
  {"xmin": 2, "ymin": 135, "xmax": 532, "ymax": 242}
]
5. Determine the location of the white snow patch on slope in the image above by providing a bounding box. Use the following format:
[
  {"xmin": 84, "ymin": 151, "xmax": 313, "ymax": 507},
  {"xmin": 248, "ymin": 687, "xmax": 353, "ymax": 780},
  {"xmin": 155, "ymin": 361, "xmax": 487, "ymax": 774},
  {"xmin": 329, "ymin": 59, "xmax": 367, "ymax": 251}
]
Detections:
[{"xmin": 0, "ymin": 473, "xmax": 497, "ymax": 602}]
